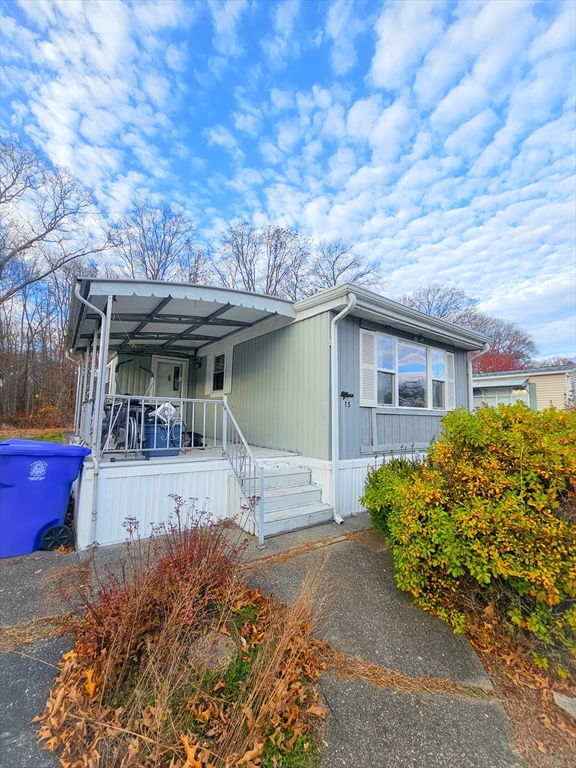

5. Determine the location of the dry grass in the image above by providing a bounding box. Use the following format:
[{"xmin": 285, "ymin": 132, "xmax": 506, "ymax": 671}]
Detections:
[
  {"xmin": 35, "ymin": 516, "xmax": 327, "ymax": 768},
  {"xmin": 241, "ymin": 533, "xmax": 350, "ymax": 571},
  {"xmin": 0, "ymin": 616, "xmax": 67, "ymax": 653},
  {"xmin": 0, "ymin": 427, "xmax": 67, "ymax": 443},
  {"xmin": 319, "ymin": 645, "xmax": 475, "ymax": 697}
]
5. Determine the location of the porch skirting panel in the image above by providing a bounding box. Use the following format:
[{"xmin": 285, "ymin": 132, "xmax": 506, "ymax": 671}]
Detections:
[
  {"xmin": 75, "ymin": 458, "xmax": 232, "ymax": 549},
  {"xmin": 337, "ymin": 453, "xmax": 426, "ymax": 517}
]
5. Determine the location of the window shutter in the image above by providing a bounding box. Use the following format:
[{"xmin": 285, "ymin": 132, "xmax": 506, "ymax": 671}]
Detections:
[
  {"xmin": 360, "ymin": 330, "xmax": 377, "ymax": 407},
  {"xmin": 223, "ymin": 347, "xmax": 233, "ymax": 394},
  {"xmin": 446, "ymin": 352, "xmax": 455, "ymax": 410},
  {"xmin": 204, "ymin": 354, "xmax": 214, "ymax": 396}
]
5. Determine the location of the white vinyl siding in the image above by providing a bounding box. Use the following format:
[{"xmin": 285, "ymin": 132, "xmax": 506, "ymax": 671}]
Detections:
[{"xmin": 223, "ymin": 346, "xmax": 233, "ymax": 394}]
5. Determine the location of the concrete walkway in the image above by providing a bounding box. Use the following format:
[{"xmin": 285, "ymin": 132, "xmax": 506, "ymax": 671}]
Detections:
[{"xmin": 0, "ymin": 515, "xmax": 524, "ymax": 767}]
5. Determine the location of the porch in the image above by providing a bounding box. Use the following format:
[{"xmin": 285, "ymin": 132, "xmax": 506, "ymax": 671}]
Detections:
[{"xmin": 68, "ymin": 279, "xmax": 333, "ymax": 549}]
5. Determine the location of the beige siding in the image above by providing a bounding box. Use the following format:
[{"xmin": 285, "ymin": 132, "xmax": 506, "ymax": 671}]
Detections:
[
  {"xmin": 529, "ymin": 373, "xmax": 567, "ymax": 410},
  {"xmin": 196, "ymin": 313, "xmax": 331, "ymax": 460}
]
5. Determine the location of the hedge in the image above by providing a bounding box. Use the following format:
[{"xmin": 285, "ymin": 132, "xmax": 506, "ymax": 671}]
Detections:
[{"xmin": 361, "ymin": 404, "xmax": 576, "ymax": 659}]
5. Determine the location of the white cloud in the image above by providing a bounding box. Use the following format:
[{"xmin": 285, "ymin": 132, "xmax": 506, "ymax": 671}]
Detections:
[
  {"xmin": 207, "ymin": 0, "xmax": 248, "ymax": 57},
  {"xmin": 371, "ymin": 0, "xmax": 445, "ymax": 91},
  {"xmin": 165, "ymin": 43, "xmax": 188, "ymax": 72},
  {"xmin": 263, "ymin": 0, "xmax": 300, "ymax": 64},
  {"xmin": 346, "ymin": 96, "xmax": 382, "ymax": 142},
  {"xmin": 269, "ymin": 87, "xmax": 294, "ymax": 112},
  {"xmin": 204, "ymin": 125, "xmax": 244, "ymax": 161},
  {"xmin": 431, "ymin": 78, "xmax": 490, "ymax": 136},
  {"xmin": 325, "ymin": 0, "xmax": 364, "ymax": 75},
  {"xmin": 444, "ymin": 108, "xmax": 499, "ymax": 160},
  {"xmin": 369, "ymin": 101, "xmax": 416, "ymax": 162}
]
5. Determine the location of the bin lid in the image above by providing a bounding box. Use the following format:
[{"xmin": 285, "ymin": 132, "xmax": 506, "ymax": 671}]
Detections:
[{"xmin": 0, "ymin": 439, "xmax": 91, "ymax": 457}]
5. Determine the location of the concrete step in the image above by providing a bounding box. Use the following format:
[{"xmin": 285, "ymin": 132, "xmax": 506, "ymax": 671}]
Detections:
[
  {"xmin": 263, "ymin": 502, "xmax": 334, "ymax": 537},
  {"xmin": 264, "ymin": 484, "xmax": 322, "ymax": 512}
]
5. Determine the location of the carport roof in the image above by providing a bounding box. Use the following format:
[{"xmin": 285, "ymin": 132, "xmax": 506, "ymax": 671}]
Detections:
[{"xmin": 68, "ymin": 278, "xmax": 296, "ymax": 355}]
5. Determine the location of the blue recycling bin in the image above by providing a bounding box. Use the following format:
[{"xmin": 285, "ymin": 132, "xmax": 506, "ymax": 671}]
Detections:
[
  {"xmin": 0, "ymin": 440, "xmax": 91, "ymax": 558},
  {"xmin": 144, "ymin": 423, "xmax": 181, "ymax": 457}
]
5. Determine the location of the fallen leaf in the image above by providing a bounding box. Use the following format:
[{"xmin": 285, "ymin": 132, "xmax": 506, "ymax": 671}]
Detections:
[
  {"xmin": 236, "ymin": 741, "xmax": 264, "ymax": 765},
  {"xmin": 84, "ymin": 669, "xmax": 96, "ymax": 698},
  {"xmin": 306, "ymin": 705, "xmax": 326, "ymax": 719},
  {"xmin": 213, "ymin": 679, "xmax": 227, "ymax": 692},
  {"xmin": 181, "ymin": 734, "xmax": 202, "ymax": 768},
  {"xmin": 45, "ymin": 736, "xmax": 60, "ymax": 751}
]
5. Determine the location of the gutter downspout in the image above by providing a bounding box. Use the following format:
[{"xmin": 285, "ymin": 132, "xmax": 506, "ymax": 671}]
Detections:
[
  {"xmin": 330, "ymin": 293, "xmax": 357, "ymax": 524},
  {"xmin": 73, "ymin": 285, "xmax": 112, "ymax": 547},
  {"xmin": 468, "ymin": 343, "xmax": 491, "ymax": 410}
]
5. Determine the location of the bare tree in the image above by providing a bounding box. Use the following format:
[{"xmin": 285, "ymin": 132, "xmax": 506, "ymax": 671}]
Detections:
[
  {"xmin": 397, "ymin": 283, "xmax": 478, "ymax": 323},
  {"xmin": 306, "ymin": 239, "xmax": 385, "ymax": 295},
  {"xmin": 111, "ymin": 199, "xmax": 205, "ymax": 282},
  {"xmin": 396, "ymin": 283, "xmax": 538, "ymax": 370},
  {"xmin": 530, "ymin": 356, "xmax": 575, "ymax": 368},
  {"xmin": 214, "ymin": 227, "xmax": 385, "ymax": 299},
  {"xmin": 0, "ymin": 256, "xmax": 99, "ymax": 423},
  {"xmin": 178, "ymin": 246, "xmax": 214, "ymax": 285},
  {"xmin": 465, "ymin": 313, "xmax": 537, "ymax": 367},
  {"xmin": 214, "ymin": 223, "xmax": 310, "ymax": 298},
  {"xmin": 261, "ymin": 225, "xmax": 310, "ymax": 299},
  {"xmin": 214, "ymin": 222, "xmax": 261, "ymax": 292},
  {"xmin": 0, "ymin": 136, "xmax": 110, "ymax": 304}
]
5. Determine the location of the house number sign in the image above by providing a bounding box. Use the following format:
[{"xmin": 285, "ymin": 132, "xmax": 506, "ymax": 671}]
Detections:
[{"xmin": 341, "ymin": 391, "xmax": 354, "ymax": 407}]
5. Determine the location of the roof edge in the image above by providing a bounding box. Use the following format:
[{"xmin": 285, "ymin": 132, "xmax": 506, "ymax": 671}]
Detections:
[{"xmin": 295, "ymin": 283, "xmax": 490, "ymax": 349}]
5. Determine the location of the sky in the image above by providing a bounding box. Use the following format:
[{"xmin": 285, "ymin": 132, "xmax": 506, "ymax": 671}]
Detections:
[{"xmin": 1, "ymin": 0, "xmax": 575, "ymax": 359}]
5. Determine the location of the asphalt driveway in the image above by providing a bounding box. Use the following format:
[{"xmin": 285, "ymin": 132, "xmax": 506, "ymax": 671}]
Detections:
[{"xmin": 0, "ymin": 514, "xmax": 524, "ymax": 767}]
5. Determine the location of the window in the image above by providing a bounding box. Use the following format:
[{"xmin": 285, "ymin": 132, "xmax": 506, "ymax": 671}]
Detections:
[
  {"xmin": 377, "ymin": 335, "xmax": 394, "ymax": 405},
  {"xmin": 360, "ymin": 330, "xmax": 455, "ymax": 410},
  {"xmin": 431, "ymin": 348, "xmax": 446, "ymax": 409},
  {"xmin": 398, "ymin": 341, "xmax": 427, "ymax": 408},
  {"xmin": 213, "ymin": 354, "xmax": 225, "ymax": 392},
  {"xmin": 204, "ymin": 347, "xmax": 233, "ymax": 396}
]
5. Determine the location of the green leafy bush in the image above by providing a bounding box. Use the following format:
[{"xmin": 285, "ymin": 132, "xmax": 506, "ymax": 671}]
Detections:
[{"xmin": 361, "ymin": 404, "xmax": 576, "ymax": 659}]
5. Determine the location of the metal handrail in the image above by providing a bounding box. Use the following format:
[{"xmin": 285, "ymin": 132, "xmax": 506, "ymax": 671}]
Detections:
[{"xmin": 222, "ymin": 396, "xmax": 266, "ymax": 548}]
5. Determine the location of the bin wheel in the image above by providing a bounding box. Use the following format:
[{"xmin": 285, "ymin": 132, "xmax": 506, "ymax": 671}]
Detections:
[{"xmin": 41, "ymin": 525, "xmax": 73, "ymax": 551}]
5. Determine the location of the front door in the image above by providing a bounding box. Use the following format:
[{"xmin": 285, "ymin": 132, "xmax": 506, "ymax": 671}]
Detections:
[{"xmin": 152, "ymin": 357, "xmax": 189, "ymax": 399}]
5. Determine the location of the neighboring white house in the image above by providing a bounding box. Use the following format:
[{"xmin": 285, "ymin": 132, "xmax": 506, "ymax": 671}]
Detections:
[
  {"xmin": 67, "ymin": 278, "xmax": 489, "ymax": 550},
  {"xmin": 473, "ymin": 365, "xmax": 576, "ymax": 411}
]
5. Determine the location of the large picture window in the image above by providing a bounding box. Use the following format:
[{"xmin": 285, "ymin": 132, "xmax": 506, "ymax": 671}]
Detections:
[{"xmin": 360, "ymin": 330, "xmax": 455, "ymax": 410}]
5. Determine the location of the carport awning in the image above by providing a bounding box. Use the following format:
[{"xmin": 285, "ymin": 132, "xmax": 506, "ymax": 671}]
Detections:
[{"xmin": 68, "ymin": 279, "xmax": 296, "ymax": 355}]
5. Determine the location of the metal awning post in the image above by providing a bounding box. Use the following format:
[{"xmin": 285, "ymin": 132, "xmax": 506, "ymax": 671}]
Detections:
[
  {"xmin": 88, "ymin": 328, "xmax": 98, "ymax": 400},
  {"xmin": 74, "ymin": 286, "xmax": 112, "ymax": 456},
  {"xmin": 82, "ymin": 349, "xmax": 89, "ymax": 403},
  {"xmin": 93, "ymin": 295, "xmax": 113, "ymax": 458}
]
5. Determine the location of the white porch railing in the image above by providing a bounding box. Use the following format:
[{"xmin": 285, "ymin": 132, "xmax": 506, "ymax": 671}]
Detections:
[
  {"xmin": 76, "ymin": 393, "xmax": 266, "ymax": 547},
  {"xmin": 79, "ymin": 397, "xmax": 96, "ymax": 447},
  {"xmin": 221, "ymin": 397, "xmax": 266, "ymax": 548},
  {"xmin": 99, "ymin": 395, "xmax": 223, "ymax": 457}
]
